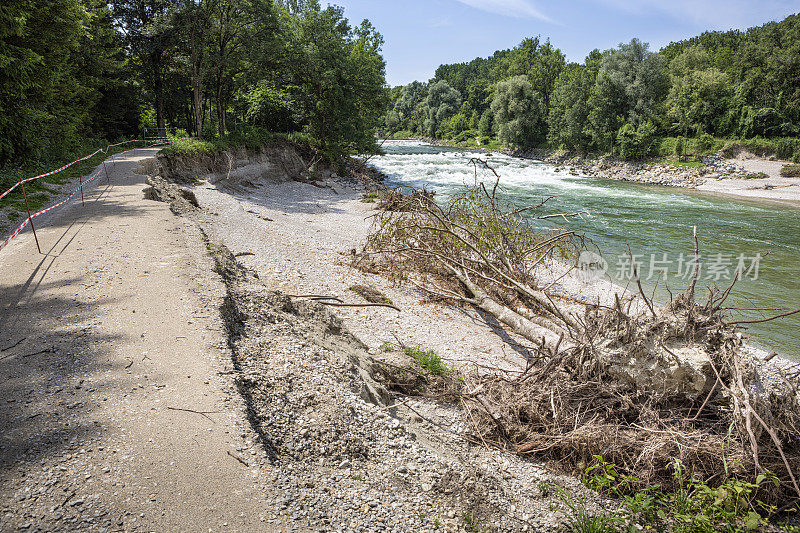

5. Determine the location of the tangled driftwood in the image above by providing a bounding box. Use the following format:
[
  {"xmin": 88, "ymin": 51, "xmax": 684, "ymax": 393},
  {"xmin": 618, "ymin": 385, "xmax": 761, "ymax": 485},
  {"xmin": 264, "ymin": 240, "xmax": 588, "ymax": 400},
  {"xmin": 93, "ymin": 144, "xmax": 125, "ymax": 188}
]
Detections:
[{"xmin": 356, "ymin": 174, "xmax": 800, "ymax": 506}]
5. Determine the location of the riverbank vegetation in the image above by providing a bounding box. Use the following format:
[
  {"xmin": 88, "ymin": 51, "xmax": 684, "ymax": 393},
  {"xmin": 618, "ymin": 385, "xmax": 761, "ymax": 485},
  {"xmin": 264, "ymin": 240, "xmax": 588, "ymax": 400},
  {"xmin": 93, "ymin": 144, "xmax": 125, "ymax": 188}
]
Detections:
[
  {"xmin": 0, "ymin": 0, "xmax": 388, "ymax": 195},
  {"xmin": 380, "ymin": 14, "xmax": 800, "ymax": 163}
]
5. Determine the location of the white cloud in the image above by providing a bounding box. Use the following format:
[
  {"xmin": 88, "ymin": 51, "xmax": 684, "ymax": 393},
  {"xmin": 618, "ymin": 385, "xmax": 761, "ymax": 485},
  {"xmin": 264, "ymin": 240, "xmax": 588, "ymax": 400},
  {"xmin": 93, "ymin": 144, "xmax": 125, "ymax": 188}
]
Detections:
[
  {"xmin": 453, "ymin": 0, "xmax": 554, "ymax": 22},
  {"xmin": 596, "ymin": 0, "xmax": 800, "ymax": 28}
]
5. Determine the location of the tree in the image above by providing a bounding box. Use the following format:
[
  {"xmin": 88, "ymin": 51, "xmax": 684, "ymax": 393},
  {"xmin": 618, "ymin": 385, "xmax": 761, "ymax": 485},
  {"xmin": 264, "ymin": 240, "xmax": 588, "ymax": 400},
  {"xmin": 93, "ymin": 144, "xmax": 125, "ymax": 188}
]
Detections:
[
  {"xmin": 113, "ymin": 0, "xmax": 179, "ymax": 131},
  {"xmin": 588, "ymin": 39, "xmax": 667, "ymax": 153},
  {"xmin": 666, "ymin": 46, "xmax": 730, "ymax": 136},
  {"xmin": 547, "ymin": 51, "xmax": 601, "ymax": 151},
  {"xmin": 617, "ymin": 120, "xmax": 657, "ymax": 160},
  {"xmin": 395, "ymin": 81, "xmax": 426, "ymax": 122},
  {"xmin": 283, "ymin": 3, "xmax": 388, "ymax": 154},
  {"xmin": 491, "ymin": 75, "xmax": 544, "ymax": 148},
  {"xmin": 424, "ymin": 80, "xmax": 461, "ymax": 138}
]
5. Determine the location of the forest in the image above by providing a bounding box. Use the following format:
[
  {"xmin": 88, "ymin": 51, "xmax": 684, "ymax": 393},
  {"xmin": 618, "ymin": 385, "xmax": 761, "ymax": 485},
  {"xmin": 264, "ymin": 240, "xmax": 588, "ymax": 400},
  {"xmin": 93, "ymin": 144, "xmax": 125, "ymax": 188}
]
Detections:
[
  {"xmin": 0, "ymin": 0, "xmax": 389, "ymax": 172},
  {"xmin": 382, "ymin": 13, "xmax": 800, "ymax": 161}
]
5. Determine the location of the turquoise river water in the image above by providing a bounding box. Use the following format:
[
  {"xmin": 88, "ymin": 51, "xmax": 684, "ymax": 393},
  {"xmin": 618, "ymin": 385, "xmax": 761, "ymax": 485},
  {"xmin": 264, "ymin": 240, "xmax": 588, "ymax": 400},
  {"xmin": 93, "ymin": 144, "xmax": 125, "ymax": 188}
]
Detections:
[{"xmin": 369, "ymin": 140, "xmax": 800, "ymax": 360}]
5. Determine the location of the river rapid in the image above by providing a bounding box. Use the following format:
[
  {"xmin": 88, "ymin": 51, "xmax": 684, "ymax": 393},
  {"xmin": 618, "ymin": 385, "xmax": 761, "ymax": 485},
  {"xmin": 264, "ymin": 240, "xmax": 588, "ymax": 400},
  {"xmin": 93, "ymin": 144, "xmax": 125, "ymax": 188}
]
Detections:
[{"xmin": 369, "ymin": 140, "xmax": 800, "ymax": 360}]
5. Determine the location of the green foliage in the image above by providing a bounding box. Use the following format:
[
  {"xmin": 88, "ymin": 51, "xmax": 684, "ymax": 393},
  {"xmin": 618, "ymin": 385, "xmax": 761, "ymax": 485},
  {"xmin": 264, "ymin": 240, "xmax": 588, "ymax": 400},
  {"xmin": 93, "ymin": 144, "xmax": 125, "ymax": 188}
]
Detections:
[
  {"xmin": 617, "ymin": 121, "xmax": 657, "ymax": 160},
  {"xmin": 403, "ymin": 346, "xmax": 451, "ymax": 376},
  {"xmin": 282, "ymin": 7, "xmax": 389, "ymax": 157},
  {"xmin": 581, "ymin": 455, "xmax": 779, "ymax": 532},
  {"xmin": 1, "ymin": 0, "xmax": 388, "ymax": 174},
  {"xmin": 451, "ymin": 129, "xmax": 479, "ymax": 144},
  {"xmin": 666, "ymin": 46, "xmax": 730, "ymax": 136},
  {"xmin": 384, "ymin": 14, "xmax": 800, "ymax": 154},
  {"xmin": 548, "ymin": 56, "xmax": 599, "ymax": 152},
  {"xmin": 379, "ymin": 341, "xmax": 394, "ymax": 352},
  {"xmin": 589, "ymin": 39, "xmax": 667, "ymax": 153},
  {"xmin": 160, "ymin": 127, "xmax": 301, "ymax": 156},
  {"xmin": 424, "ymin": 80, "xmax": 461, "ymax": 138},
  {"xmin": 780, "ymin": 164, "xmax": 800, "ymax": 177},
  {"xmin": 241, "ymin": 82, "xmax": 297, "ymax": 133},
  {"xmin": 491, "ymin": 75, "xmax": 544, "ymax": 148},
  {"xmin": 478, "ymin": 110, "xmax": 493, "ymax": 137}
]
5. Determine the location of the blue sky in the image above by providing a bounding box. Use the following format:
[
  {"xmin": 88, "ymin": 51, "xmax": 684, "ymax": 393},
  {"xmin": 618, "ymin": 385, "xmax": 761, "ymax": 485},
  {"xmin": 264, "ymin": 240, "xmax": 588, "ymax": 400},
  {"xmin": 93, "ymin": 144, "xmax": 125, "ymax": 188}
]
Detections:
[{"xmin": 324, "ymin": 0, "xmax": 800, "ymax": 86}]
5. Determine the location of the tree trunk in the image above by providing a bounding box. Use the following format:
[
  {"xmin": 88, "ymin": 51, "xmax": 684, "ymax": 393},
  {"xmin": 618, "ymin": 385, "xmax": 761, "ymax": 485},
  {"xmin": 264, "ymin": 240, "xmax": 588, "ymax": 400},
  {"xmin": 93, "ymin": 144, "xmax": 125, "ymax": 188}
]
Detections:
[
  {"xmin": 153, "ymin": 52, "xmax": 165, "ymax": 131},
  {"xmin": 450, "ymin": 266, "xmax": 563, "ymax": 353},
  {"xmin": 216, "ymin": 74, "xmax": 225, "ymax": 136}
]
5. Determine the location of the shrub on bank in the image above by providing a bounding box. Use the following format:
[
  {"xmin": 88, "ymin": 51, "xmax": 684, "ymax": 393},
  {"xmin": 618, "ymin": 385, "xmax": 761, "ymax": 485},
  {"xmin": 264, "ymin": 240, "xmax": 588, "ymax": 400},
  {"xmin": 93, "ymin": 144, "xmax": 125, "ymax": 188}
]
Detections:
[
  {"xmin": 780, "ymin": 164, "xmax": 800, "ymax": 177},
  {"xmin": 721, "ymin": 137, "xmax": 800, "ymax": 161},
  {"xmin": 617, "ymin": 121, "xmax": 657, "ymax": 160},
  {"xmin": 160, "ymin": 127, "xmax": 292, "ymax": 156}
]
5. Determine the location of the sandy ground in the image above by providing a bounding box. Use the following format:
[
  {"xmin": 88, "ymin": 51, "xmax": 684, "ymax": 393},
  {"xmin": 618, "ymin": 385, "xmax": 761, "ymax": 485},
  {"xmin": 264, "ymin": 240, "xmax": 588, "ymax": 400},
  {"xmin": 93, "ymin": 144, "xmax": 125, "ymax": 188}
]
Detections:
[
  {"xmin": 192, "ymin": 174, "xmax": 628, "ymax": 376},
  {"xmin": 194, "ymin": 179, "xmax": 536, "ymax": 372},
  {"xmin": 697, "ymin": 158, "xmax": 800, "ymax": 204},
  {"xmin": 0, "ymin": 149, "xmax": 278, "ymax": 531}
]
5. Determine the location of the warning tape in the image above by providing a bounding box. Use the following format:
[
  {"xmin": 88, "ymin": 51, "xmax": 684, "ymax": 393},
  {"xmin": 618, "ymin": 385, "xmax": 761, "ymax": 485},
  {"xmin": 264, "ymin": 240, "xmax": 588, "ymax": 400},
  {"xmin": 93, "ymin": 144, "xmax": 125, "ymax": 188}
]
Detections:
[{"xmin": 0, "ymin": 139, "xmax": 181, "ymax": 253}]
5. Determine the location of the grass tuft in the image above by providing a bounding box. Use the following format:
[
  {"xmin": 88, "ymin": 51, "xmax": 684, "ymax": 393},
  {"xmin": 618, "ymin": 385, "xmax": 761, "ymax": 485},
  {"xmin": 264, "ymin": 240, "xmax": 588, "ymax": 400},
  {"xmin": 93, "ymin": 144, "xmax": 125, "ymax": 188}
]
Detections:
[{"xmin": 403, "ymin": 346, "xmax": 451, "ymax": 376}]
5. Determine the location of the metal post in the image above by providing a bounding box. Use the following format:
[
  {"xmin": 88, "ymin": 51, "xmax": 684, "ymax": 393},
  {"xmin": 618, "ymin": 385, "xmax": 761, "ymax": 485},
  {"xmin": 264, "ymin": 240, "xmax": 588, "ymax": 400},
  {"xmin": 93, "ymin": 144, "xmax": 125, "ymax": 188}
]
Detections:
[
  {"xmin": 103, "ymin": 160, "xmax": 110, "ymax": 185},
  {"xmin": 20, "ymin": 178, "xmax": 41, "ymax": 254},
  {"xmin": 79, "ymin": 160, "xmax": 84, "ymax": 206}
]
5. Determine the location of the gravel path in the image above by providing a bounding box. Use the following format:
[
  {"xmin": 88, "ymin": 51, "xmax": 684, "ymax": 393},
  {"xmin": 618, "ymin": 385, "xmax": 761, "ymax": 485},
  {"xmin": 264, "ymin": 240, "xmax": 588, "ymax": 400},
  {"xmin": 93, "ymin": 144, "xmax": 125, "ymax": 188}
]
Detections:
[{"xmin": 0, "ymin": 150, "xmax": 276, "ymax": 531}]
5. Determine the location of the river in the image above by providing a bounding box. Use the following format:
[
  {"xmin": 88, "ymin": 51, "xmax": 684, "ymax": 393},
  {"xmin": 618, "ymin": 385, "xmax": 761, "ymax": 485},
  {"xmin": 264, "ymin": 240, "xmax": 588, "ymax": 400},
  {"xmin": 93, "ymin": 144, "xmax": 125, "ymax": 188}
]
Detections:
[{"xmin": 369, "ymin": 140, "xmax": 800, "ymax": 360}]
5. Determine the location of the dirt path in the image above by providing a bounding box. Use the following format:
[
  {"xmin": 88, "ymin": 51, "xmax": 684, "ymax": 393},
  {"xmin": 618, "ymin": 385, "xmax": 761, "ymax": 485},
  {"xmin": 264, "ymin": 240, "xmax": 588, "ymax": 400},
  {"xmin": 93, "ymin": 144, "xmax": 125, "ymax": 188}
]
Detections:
[{"xmin": 0, "ymin": 149, "xmax": 276, "ymax": 531}]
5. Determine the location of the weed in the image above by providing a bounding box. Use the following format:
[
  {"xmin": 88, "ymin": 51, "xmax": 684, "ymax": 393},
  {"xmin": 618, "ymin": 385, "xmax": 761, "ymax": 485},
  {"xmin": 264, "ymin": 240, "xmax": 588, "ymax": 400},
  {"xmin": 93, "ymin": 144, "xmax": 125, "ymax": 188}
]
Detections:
[
  {"xmin": 361, "ymin": 190, "xmax": 379, "ymax": 203},
  {"xmin": 581, "ymin": 455, "xmax": 778, "ymax": 532},
  {"xmin": 743, "ymin": 172, "xmax": 769, "ymax": 179},
  {"xmin": 780, "ymin": 164, "xmax": 800, "ymax": 177},
  {"xmin": 551, "ymin": 484, "xmax": 621, "ymax": 533},
  {"xmin": 380, "ymin": 341, "xmax": 395, "ymax": 352},
  {"xmin": 403, "ymin": 346, "xmax": 451, "ymax": 376},
  {"xmin": 463, "ymin": 512, "xmax": 491, "ymax": 532}
]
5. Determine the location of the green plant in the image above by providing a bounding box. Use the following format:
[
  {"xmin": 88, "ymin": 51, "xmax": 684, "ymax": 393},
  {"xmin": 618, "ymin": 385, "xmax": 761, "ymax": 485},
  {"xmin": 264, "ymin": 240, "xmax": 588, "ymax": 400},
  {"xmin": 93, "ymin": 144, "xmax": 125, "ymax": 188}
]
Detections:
[
  {"xmin": 462, "ymin": 512, "xmax": 491, "ymax": 532},
  {"xmin": 552, "ymin": 484, "xmax": 621, "ymax": 533},
  {"xmin": 403, "ymin": 346, "xmax": 451, "ymax": 376},
  {"xmin": 742, "ymin": 172, "xmax": 769, "ymax": 179},
  {"xmin": 780, "ymin": 164, "xmax": 800, "ymax": 177},
  {"xmin": 581, "ymin": 456, "xmax": 778, "ymax": 533},
  {"xmin": 380, "ymin": 341, "xmax": 394, "ymax": 352},
  {"xmin": 617, "ymin": 121, "xmax": 657, "ymax": 160},
  {"xmin": 361, "ymin": 191, "xmax": 379, "ymax": 203}
]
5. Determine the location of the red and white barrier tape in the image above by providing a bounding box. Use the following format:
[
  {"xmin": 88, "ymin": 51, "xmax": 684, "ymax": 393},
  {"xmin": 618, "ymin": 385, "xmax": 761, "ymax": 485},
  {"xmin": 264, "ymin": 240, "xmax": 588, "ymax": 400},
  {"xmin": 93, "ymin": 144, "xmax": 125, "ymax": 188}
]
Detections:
[
  {"xmin": 0, "ymin": 137, "xmax": 180, "ymax": 200},
  {"xmin": 0, "ymin": 140, "xmax": 177, "ymax": 252}
]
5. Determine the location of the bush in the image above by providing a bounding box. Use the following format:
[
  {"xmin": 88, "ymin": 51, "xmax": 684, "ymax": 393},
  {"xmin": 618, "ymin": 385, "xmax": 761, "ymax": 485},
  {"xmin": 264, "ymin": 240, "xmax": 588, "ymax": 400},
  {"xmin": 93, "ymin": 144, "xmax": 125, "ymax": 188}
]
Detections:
[
  {"xmin": 452, "ymin": 129, "xmax": 478, "ymax": 144},
  {"xmin": 389, "ymin": 130, "xmax": 415, "ymax": 139},
  {"xmin": 617, "ymin": 121, "xmax": 657, "ymax": 160},
  {"xmin": 695, "ymin": 132, "xmax": 720, "ymax": 154},
  {"xmin": 160, "ymin": 127, "xmax": 294, "ymax": 156},
  {"xmin": 780, "ymin": 164, "xmax": 800, "ymax": 177}
]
